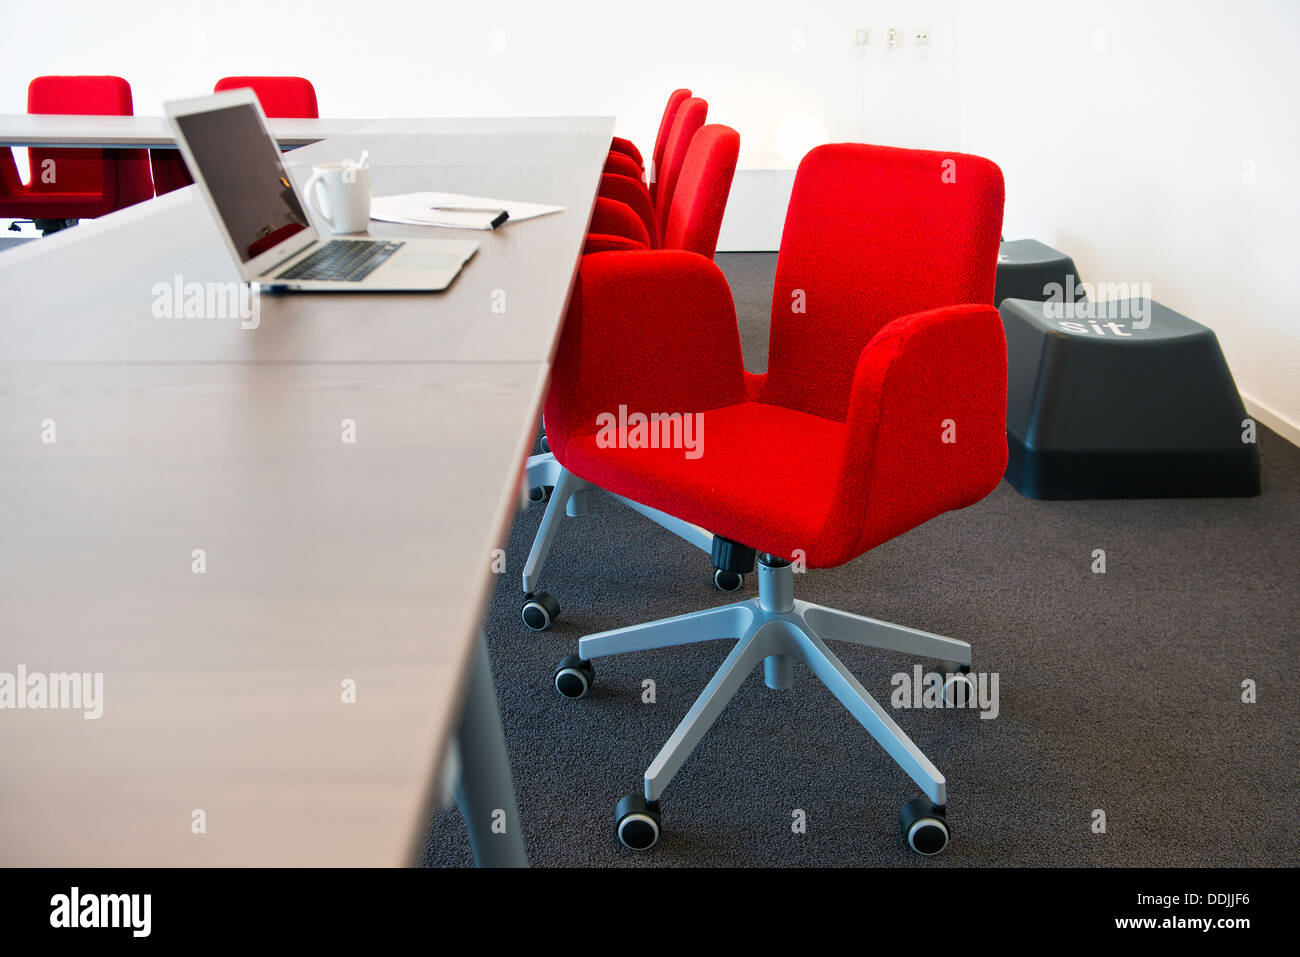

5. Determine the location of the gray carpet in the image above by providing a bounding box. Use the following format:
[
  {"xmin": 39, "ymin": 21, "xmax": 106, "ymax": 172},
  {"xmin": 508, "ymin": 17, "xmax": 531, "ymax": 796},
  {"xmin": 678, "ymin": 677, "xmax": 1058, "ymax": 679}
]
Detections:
[{"xmin": 422, "ymin": 252, "xmax": 1300, "ymax": 867}]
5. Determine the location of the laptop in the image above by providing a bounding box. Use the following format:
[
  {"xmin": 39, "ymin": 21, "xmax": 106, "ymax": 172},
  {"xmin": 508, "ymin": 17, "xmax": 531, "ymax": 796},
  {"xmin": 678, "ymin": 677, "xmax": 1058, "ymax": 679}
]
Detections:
[{"xmin": 165, "ymin": 89, "xmax": 478, "ymax": 291}]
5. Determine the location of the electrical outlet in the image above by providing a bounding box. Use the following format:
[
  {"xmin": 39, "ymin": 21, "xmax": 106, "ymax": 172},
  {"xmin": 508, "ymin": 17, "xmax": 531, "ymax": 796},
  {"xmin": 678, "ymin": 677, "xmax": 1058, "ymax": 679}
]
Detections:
[
  {"xmin": 854, "ymin": 27, "xmax": 869, "ymax": 46},
  {"xmin": 913, "ymin": 28, "xmax": 931, "ymax": 45},
  {"xmin": 886, "ymin": 27, "xmax": 900, "ymax": 48}
]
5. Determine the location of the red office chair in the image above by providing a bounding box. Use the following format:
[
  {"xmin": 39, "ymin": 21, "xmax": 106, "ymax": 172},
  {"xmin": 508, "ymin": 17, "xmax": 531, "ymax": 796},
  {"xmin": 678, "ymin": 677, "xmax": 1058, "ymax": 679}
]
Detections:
[
  {"xmin": 546, "ymin": 143, "xmax": 1006, "ymax": 856},
  {"xmin": 657, "ymin": 124, "xmax": 738, "ymax": 256},
  {"xmin": 585, "ymin": 124, "xmax": 738, "ymax": 255},
  {"xmin": 593, "ymin": 90, "xmax": 697, "ymax": 237},
  {"xmin": 651, "ymin": 96, "xmax": 707, "ymax": 234},
  {"xmin": 213, "ymin": 75, "xmax": 318, "ymax": 116},
  {"xmin": 521, "ymin": 124, "xmax": 740, "ymax": 631},
  {"xmin": 150, "ymin": 76, "xmax": 319, "ymax": 195},
  {"xmin": 607, "ymin": 88, "xmax": 691, "ymax": 183},
  {"xmin": 0, "ymin": 76, "xmax": 153, "ymax": 234}
]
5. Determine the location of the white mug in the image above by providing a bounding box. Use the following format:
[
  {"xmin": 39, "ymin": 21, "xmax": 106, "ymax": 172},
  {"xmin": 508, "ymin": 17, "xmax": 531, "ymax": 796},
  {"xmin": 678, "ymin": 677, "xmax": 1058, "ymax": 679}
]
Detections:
[{"xmin": 304, "ymin": 162, "xmax": 371, "ymax": 234}]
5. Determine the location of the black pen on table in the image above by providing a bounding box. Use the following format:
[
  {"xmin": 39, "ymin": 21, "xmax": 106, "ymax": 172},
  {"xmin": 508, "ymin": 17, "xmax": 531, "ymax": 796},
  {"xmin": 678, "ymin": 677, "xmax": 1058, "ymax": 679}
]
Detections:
[{"xmin": 431, "ymin": 206, "xmax": 510, "ymax": 229}]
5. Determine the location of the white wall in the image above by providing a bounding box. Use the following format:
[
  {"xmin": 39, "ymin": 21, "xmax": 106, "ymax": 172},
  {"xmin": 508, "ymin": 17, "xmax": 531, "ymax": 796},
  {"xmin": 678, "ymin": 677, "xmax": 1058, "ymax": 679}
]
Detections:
[
  {"xmin": 959, "ymin": 0, "xmax": 1300, "ymax": 440},
  {"xmin": 4, "ymin": 1, "xmax": 1297, "ymax": 432},
  {"xmin": 1, "ymin": 1, "xmax": 963, "ymax": 248},
  {"xmin": 0, "ymin": 0, "xmax": 961, "ymax": 166}
]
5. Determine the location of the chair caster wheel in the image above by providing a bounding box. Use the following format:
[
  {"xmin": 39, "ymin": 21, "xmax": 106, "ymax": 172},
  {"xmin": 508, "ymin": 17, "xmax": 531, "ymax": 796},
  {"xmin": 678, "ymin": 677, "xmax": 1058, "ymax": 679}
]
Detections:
[
  {"xmin": 900, "ymin": 796, "xmax": 949, "ymax": 855},
  {"xmin": 934, "ymin": 660, "xmax": 975, "ymax": 707},
  {"xmin": 554, "ymin": 654, "xmax": 594, "ymax": 698},
  {"xmin": 527, "ymin": 485, "xmax": 553, "ymax": 504},
  {"xmin": 539, "ymin": 434, "xmax": 550, "ymax": 453},
  {"xmin": 522, "ymin": 592, "xmax": 560, "ymax": 631},
  {"xmin": 713, "ymin": 567, "xmax": 744, "ymax": 592},
  {"xmin": 615, "ymin": 792, "xmax": 661, "ymax": 850}
]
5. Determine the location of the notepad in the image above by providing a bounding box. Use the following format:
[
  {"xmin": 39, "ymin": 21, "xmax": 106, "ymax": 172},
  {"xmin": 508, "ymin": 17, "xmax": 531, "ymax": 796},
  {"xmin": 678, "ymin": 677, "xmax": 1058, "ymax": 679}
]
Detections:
[{"xmin": 370, "ymin": 192, "xmax": 565, "ymax": 230}]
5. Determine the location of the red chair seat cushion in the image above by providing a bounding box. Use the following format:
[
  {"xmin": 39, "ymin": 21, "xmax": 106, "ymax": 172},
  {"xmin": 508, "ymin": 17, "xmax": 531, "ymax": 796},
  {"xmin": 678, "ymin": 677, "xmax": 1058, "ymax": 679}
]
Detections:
[{"xmin": 558, "ymin": 400, "xmax": 850, "ymax": 564}]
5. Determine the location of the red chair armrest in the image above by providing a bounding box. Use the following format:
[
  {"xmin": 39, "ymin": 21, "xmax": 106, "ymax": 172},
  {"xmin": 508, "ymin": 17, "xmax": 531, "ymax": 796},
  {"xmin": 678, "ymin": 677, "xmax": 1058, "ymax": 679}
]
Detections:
[
  {"xmin": 823, "ymin": 303, "xmax": 1008, "ymax": 563},
  {"xmin": 544, "ymin": 250, "xmax": 748, "ymax": 458},
  {"xmin": 589, "ymin": 196, "xmax": 651, "ymax": 247},
  {"xmin": 598, "ymin": 172, "xmax": 658, "ymax": 247}
]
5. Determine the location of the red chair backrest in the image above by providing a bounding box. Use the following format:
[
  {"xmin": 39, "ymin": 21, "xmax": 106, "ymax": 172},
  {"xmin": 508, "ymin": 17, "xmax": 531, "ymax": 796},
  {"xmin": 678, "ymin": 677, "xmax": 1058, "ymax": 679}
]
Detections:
[
  {"xmin": 214, "ymin": 76, "xmax": 319, "ymax": 118},
  {"xmin": 27, "ymin": 75, "xmax": 152, "ymax": 210},
  {"xmin": 649, "ymin": 88, "xmax": 691, "ymax": 184},
  {"xmin": 763, "ymin": 143, "xmax": 1005, "ymax": 422},
  {"xmin": 661, "ymin": 124, "xmax": 738, "ymax": 258},
  {"xmin": 652, "ymin": 97, "xmax": 707, "ymax": 231}
]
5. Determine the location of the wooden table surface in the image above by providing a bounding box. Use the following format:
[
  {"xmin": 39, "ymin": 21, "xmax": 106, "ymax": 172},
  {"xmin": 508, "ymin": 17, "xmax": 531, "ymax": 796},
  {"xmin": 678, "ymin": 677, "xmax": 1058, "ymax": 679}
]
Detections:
[{"xmin": 0, "ymin": 115, "xmax": 614, "ymax": 865}]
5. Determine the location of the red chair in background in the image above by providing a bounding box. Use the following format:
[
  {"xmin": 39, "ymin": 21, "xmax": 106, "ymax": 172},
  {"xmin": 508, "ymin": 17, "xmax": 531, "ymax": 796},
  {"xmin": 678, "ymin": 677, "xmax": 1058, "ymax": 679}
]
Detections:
[
  {"xmin": 546, "ymin": 144, "xmax": 1006, "ymax": 856},
  {"xmin": 0, "ymin": 76, "xmax": 153, "ymax": 234},
  {"xmin": 585, "ymin": 124, "xmax": 738, "ymax": 255},
  {"xmin": 585, "ymin": 196, "xmax": 652, "ymax": 253},
  {"xmin": 521, "ymin": 123, "xmax": 739, "ymax": 630},
  {"xmin": 650, "ymin": 96, "xmax": 707, "ymax": 234},
  {"xmin": 647, "ymin": 87, "xmax": 692, "ymax": 186},
  {"xmin": 606, "ymin": 87, "xmax": 691, "ymax": 185},
  {"xmin": 150, "ymin": 76, "xmax": 319, "ymax": 195},
  {"xmin": 587, "ymin": 95, "xmax": 708, "ymax": 255},
  {"xmin": 602, "ymin": 150, "xmax": 643, "ymax": 181},
  {"xmin": 213, "ymin": 75, "xmax": 317, "ymax": 116},
  {"xmin": 597, "ymin": 88, "xmax": 694, "ymax": 224},
  {"xmin": 607, "ymin": 136, "xmax": 644, "ymax": 170},
  {"xmin": 597, "ymin": 171, "xmax": 660, "ymax": 248}
]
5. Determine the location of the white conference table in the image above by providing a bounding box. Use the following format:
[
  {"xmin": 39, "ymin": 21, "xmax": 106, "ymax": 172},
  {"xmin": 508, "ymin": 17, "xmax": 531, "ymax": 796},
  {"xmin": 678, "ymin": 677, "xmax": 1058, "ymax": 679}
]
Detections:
[
  {"xmin": 0, "ymin": 113, "xmax": 365, "ymax": 149},
  {"xmin": 0, "ymin": 115, "xmax": 614, "ymax": 866}
]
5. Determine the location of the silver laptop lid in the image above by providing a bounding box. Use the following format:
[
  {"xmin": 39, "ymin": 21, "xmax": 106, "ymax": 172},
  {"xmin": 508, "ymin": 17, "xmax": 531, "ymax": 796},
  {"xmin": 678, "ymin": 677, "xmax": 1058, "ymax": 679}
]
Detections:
[{"xmin": 164, "ymin": 89, "xmax": 318, "ymax": 282}]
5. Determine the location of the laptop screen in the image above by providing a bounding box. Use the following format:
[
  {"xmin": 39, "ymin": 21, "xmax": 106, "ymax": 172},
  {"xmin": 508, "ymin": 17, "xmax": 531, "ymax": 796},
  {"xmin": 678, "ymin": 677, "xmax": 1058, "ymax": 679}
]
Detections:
[{"xmin": 173, "ymin": 103, "xmax": 310, "ymax": 262}]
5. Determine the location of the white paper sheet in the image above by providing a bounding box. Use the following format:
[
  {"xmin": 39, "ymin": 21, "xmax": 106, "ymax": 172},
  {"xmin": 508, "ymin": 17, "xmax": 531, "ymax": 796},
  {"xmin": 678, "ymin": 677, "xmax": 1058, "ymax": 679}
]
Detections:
[{"xmin": 369, "ymin": 191, "xmax": 565, "ymax": 230}]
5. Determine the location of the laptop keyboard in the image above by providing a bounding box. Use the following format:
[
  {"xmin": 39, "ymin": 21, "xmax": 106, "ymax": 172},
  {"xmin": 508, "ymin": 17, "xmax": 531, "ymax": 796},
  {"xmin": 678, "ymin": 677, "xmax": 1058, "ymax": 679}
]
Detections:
[{"xmin": 277, "ymin": 239, "xmax": 406, "ymax": 282}]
